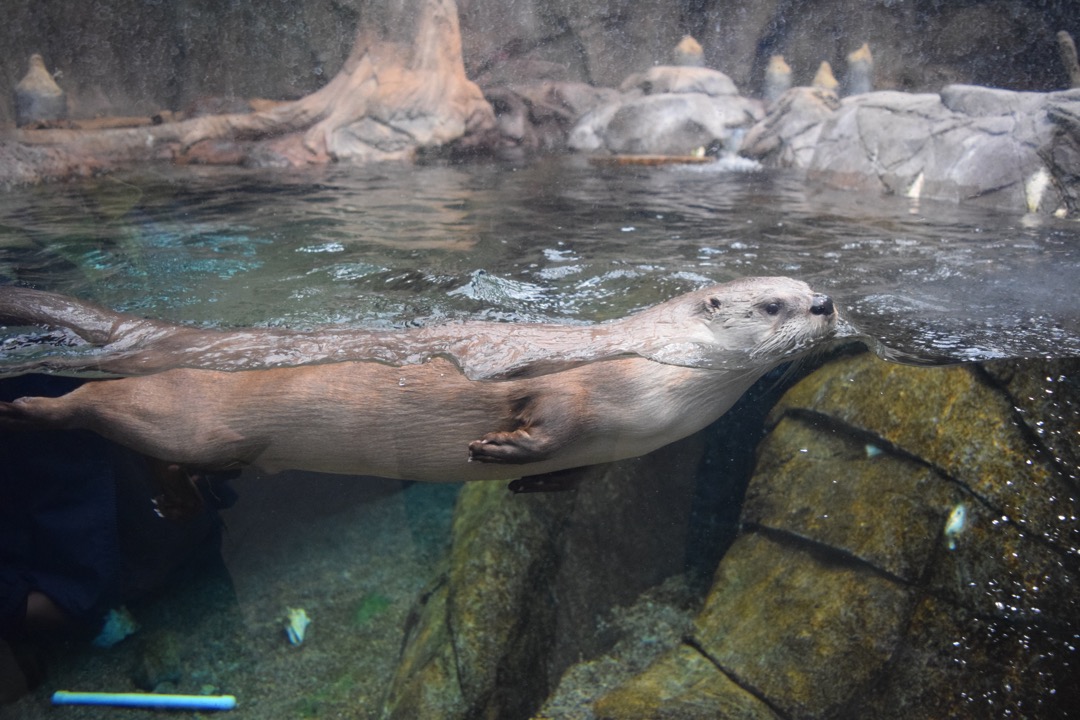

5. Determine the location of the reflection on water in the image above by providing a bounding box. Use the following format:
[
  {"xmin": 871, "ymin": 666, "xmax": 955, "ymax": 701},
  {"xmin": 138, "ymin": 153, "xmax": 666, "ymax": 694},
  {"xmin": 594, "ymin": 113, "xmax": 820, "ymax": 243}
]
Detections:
[{"xmin": 0, "ymin": 157, "xmax": 1076, "ymax": 364}]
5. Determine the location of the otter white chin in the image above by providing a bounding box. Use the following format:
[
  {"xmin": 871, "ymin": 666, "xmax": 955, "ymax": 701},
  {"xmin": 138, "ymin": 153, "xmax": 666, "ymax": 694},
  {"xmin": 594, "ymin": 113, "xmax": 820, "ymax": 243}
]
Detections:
[{"xmin": 0, "ymin": 277, "xmax": 837, "ymax": 482}]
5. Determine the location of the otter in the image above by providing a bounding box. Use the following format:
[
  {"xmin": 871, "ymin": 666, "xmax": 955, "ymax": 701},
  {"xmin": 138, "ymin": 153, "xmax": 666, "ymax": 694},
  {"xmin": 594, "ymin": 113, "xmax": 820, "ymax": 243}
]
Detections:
[{"xmin": 0, "ymin": 278, "xmax": 836, "ymax": 482}]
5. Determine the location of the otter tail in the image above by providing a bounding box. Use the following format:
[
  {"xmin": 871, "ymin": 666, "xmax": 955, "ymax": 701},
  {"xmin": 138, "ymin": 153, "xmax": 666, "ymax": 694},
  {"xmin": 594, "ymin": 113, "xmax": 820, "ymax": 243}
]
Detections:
[
  {"xmin": 0, "ymin": 286, "xmax": 125, "ymax": 344},
  {"xmin": 0, "ymin": 396, "xmax": 63, "ymax": 430}
]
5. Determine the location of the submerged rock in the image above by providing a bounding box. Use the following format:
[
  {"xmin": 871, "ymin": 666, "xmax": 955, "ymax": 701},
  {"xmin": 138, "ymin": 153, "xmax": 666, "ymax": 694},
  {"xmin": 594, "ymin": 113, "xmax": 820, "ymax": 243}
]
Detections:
[
  {"xmin": 383, "ymin": 432, "xmax": 707, "ymax": 720},
  {"xmin": 383, "ymin": 352, "xmax": 1079, "ymax": 719},
  {"xmin": 593, "ymin": 352, "xmax": 1080, "ymax": 719}
]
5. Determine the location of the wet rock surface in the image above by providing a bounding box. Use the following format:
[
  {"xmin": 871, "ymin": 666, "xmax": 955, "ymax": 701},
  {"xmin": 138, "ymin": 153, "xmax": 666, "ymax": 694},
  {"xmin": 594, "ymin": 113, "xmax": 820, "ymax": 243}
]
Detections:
[
  {"xmin": 382, "ymin": 352, "xmax": 1079, "ymax": 719},
  {"xmin": 595, "ymin": 351, "xmax": 1080, "ymax": 719}
]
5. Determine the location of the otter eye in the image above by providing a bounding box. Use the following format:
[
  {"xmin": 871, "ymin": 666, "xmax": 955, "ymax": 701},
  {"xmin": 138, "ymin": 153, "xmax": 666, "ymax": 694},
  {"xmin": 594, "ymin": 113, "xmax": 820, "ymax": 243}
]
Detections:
[
  {"xmin": 708, "ymin": 297, "xmax": 722, "ymax": 311},
  {"xmin": 764, "ymin": 301, "xmax": 782, "ymax": 316}
]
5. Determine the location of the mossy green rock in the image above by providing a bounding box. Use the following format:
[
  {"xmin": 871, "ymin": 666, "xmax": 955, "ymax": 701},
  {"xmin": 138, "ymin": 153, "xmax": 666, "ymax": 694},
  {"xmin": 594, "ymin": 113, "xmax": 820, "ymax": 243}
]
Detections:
[
  {"xmin": 744, "ymin": 413, "xmax": 956, "ymax": 582},
  {"xmin": 771, "ymin": 353, "xmax": 1079, "ymax": 548},
  {"xmin": 692, "ymin": 532, "xmax": 913, "ymax": 716},
  {"xmin": 381, "ymin": 575, "xmax": 468, "ymax": 719},
  {"xmin": 385, "ymin": 433, "xmax": 705, "ymax": 719},
  {"xmin": 594, "ymin": 353, "xmax": 1080, "ymax": 718},
  {"xmin": 592, "ymin": 644, "xmax": 779, "ymax": 720}
]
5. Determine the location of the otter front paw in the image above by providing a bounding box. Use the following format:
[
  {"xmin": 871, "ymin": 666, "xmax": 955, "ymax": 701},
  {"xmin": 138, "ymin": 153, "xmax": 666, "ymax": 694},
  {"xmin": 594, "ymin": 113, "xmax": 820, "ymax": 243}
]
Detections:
[{"xmin": 468, "ymin": 430, "xmax": 551, "ymax": 464}]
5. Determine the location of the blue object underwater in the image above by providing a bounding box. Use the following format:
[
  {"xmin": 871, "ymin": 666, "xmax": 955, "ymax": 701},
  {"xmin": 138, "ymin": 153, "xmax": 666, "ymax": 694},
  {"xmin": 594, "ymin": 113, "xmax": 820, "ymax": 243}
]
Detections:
[{"xmin": 52, "ymin": 690, "xmax": 236, "ymax": 710}]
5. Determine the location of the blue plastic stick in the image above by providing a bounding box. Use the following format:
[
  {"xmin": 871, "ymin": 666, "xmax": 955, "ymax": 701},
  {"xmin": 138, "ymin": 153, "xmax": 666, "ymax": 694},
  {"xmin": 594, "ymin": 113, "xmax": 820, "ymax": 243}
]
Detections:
[{"xmin": 52, "ymin": 691, "xmax": 237, "ymax": 710}]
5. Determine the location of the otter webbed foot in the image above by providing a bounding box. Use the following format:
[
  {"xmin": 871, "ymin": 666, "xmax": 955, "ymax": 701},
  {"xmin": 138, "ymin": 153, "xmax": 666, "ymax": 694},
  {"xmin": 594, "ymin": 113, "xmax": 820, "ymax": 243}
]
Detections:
[{"xmin": 468, "ymin": 429, "xmax": 556, "ymax": 464}]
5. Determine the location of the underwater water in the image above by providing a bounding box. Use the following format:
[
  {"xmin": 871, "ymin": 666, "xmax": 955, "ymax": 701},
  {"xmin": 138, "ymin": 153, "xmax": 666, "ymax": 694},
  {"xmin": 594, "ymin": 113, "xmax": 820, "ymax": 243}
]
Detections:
[{"xmin": 0, "ymin": 158, "xmax": 1078, "ymax": 718}]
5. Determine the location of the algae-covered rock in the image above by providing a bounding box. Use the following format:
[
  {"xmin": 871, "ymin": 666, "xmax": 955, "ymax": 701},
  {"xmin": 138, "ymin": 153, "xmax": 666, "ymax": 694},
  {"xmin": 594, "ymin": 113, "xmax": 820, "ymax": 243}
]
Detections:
[
  {"xmin": 385, "ymin": 432, "xmax": 706, "ymax": 720},
  {"xmin": 592, "ymin": 352, "xmax": 1080, "ymax": 718},
  {"xmin": 536, "ymin": 576, "xmax": 700, "ymax": 720},
  {"xmin": 446, "ymin": 479, "xmax": 568, "ymax": 718},
  {"xmin": 771, "ymin": 353, "xmax": 1080, "ymax": 550},
  {"xmin": 592, "ymin": 643, "xmax": 779, "ymax": 720},
  {"xmin": 384, "ymin": 480, "xmax": 566, "ymax": 720},
  {"xmin": 981, "ymin": 357, "xmax": 1080, "ymax": 474},
  {"xmin": 691, "ymin": 532, "xmax": 913, "ymax": 716},
  {"xmin": 387, "ymin": 352, "xmax": 1078, "ymax": 719},
  {"xmin": 381, "ymin": 575, "xmax": 468, "ymax": 719},
  {"xmin": 744, "ymin": 414, "xmax": 956, "ymax": 583}
]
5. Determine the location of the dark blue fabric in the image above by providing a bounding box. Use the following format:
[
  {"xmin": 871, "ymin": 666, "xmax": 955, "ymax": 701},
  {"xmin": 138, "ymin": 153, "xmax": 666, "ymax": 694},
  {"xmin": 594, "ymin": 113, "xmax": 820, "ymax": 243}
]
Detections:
[
  {"xmin": 0, "ymin": 375, "xmax": 230, "ymax": 642},
  {"xmin": 0, "ymin": 376, "xmax": 119, "ymax": 637}
]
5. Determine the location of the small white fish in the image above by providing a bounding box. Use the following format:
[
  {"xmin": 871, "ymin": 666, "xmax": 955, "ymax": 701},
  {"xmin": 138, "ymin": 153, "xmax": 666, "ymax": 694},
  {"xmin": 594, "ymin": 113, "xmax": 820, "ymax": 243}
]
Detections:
[
  {"xmin": 92, "ymin": 606, "xmax": 140, "ymax": 648},
  {"xmin": 285, "ymin": 607, "xmax": 311, "ymax": 645},
  {"xmin": 944, "ymin": 504, "xmax": 967, "ymax": 551}
]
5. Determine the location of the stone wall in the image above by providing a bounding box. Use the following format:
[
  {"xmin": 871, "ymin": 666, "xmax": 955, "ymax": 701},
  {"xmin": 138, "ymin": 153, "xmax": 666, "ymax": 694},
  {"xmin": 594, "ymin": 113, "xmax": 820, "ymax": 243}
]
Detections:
[{"xmin": 2, "ymin": 0, "xmax": 1077, "ymax": 129}]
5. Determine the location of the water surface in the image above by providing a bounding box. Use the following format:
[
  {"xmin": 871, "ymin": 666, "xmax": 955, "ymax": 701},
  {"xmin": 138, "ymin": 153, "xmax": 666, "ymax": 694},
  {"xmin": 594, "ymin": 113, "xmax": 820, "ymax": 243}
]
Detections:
[{"xmin": 1, "ymin": 157, "xmax": 1076, "ymax": 368}]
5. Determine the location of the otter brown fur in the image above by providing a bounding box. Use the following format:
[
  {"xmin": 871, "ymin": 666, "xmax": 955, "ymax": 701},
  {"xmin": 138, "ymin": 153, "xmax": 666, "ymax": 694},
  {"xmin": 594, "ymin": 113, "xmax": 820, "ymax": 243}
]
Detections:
[{"xmin": 0, "ymin": 278, "xmax": 837, "ymax": 482}]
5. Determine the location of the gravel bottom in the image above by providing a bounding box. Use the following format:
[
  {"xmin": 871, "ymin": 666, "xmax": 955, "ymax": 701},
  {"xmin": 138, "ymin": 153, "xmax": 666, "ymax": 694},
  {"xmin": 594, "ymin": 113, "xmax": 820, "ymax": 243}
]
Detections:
[{"xmin": 6, "ymin": 471, "xmax": 461, "ymax": 720}]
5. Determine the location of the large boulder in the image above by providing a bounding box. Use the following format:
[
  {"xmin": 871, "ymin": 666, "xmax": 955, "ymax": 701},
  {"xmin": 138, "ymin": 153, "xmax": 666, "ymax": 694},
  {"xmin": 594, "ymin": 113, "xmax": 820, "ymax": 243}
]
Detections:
[
  {"xmin": 383, "ymin": 432, "xmax": 707, "ymax": 720},
  {"xmin": 741, "ymin": 84, "xmax": 1080, "ymax": 215},
  {"xmin": 740, "ymin": 86, "xmax": 840, "ymax": 168},
  {"xmin": 569, "ymin": 66, "xmax": 763, "ymax": 155},
  {"xmin": 592, "ymin": 352, "xmax": 1080, "ymax": 719},
  {"xmin": 484, "ymin": 81, "xmax": 620, "ymax": 155}
]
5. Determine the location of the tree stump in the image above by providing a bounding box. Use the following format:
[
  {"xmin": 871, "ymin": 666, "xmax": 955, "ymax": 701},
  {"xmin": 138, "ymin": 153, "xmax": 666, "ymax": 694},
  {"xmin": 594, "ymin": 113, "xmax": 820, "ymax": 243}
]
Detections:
[{"xmin": 2, "ymin": 0, "xmax": 495, "ymax": 184}]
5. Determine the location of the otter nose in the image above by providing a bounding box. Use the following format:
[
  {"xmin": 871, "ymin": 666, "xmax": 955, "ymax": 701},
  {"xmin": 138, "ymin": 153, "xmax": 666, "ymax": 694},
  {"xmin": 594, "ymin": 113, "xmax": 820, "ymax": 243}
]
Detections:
[{"xmin": 810, "ymin": 294, "xmax": 834, "ymax": 316}]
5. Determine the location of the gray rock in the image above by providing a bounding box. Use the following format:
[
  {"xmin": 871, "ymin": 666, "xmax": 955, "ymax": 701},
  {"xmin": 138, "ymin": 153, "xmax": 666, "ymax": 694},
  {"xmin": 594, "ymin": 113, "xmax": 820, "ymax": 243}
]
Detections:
[
  {"xmin": 572, "ymin": 92, "xmax": 762, "ymax": 156},
  {"xmin": 740, "ymin": 86, "xmax": 839, "ymax": 168},
  {"xmin": 742, "ymin": 85, "xmax": 1080, "ymax": 214},
  {"xmin": 485, "ymin": 81, "xmax": 619, "ymax": 153},
  {"xmin": 620, "ymin": 66, "xmax": 740, "ymax": 98}
]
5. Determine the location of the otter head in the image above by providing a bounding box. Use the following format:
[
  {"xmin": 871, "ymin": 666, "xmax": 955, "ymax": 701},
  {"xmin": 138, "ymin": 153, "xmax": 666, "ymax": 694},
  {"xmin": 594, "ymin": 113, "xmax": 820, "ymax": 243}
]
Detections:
[
  {"xmin": 640, "ymin": 276, "xmax": 837, "ymax": 370},
  {"xmin": 704, "ymin": 276, "xmax": 837, "ymax": 364}
]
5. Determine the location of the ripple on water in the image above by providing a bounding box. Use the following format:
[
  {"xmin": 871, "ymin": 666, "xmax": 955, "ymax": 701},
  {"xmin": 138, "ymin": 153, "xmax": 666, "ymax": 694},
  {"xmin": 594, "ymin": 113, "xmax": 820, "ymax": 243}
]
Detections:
[{"xmin": 0, "ymin": 159, "xmax": 1076, "ymax": 364}]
